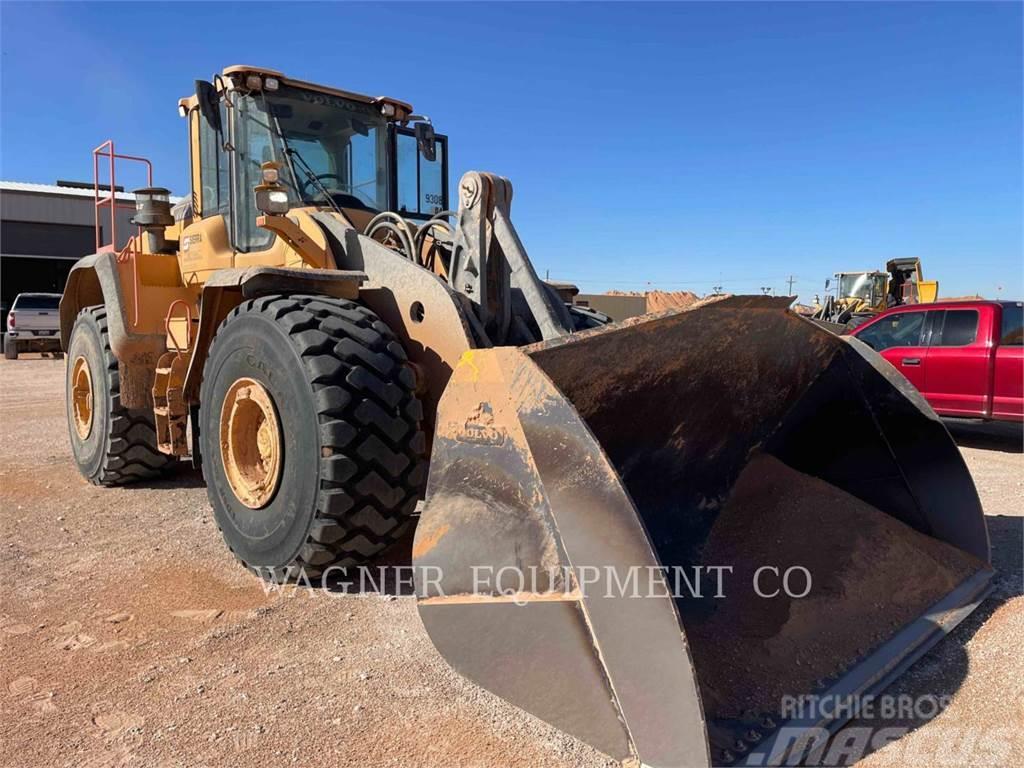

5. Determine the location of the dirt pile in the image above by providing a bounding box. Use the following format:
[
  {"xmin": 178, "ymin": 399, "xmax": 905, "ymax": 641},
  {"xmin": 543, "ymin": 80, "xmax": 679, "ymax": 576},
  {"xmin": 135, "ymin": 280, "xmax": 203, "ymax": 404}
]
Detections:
[
  {"xmin": 644, "ymin": 290, "xmax": 702, "ymax": 312},
  {"xmin": 685, "ymin": 453, "xmax": 986, "ymax": 720},
  {"xmin": 602, "ymin": 289, "xmax": 709, "ymax": 313}
]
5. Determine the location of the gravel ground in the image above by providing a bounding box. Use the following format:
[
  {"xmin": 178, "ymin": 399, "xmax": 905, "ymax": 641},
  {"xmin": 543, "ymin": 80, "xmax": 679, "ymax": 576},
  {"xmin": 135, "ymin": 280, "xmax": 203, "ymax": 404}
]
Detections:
[{"xmin": 1, "ymin": 357, "xmax": 1021, "ymax": 767}]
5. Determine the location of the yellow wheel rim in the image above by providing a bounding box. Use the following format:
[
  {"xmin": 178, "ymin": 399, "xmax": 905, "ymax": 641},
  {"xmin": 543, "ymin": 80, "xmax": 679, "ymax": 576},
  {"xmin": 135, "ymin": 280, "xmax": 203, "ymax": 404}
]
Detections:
[
  {"xmin": 71, "ymin": 355, "xmax": 94, "ymax": 440},
  {"xmin": 219, "ymin": 377, "xmax": 283, "ymax": 509}
]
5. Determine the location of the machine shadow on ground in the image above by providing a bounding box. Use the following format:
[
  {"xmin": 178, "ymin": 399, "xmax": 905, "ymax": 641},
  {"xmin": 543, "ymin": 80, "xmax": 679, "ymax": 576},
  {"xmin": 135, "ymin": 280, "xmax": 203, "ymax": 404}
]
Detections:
[
  {"xmin": 322, "ymin": 528, "xmax": 418, "ymax": 597},
  {"xmin": 133, "ymin": 464, "xmax": 207, "ymax": 490},
  {"xmin": 945, "ymin": 419, "xmax": 1024, "ymax": 453}
]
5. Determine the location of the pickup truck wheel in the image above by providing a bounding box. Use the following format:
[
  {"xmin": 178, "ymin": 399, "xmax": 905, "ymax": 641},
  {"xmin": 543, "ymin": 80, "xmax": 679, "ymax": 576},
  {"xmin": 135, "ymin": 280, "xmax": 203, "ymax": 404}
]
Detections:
[
  {"xmin": 199, "ymin": 294, "xmax": 427, "ymax": 580},
  {"xmin": 4, "ymin": 337, "xmax": 17, "ymax": 360},
  {"xmin": 66, "ymin": 306, "xmax": 176, "ymax": 486}
]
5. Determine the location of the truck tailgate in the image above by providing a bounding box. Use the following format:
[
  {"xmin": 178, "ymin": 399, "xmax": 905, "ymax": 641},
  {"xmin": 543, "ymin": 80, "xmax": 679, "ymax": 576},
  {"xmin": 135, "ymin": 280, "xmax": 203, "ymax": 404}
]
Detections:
[{"xmin": 12, "ymin": 310, "xmax": 60, "ymax": 334}]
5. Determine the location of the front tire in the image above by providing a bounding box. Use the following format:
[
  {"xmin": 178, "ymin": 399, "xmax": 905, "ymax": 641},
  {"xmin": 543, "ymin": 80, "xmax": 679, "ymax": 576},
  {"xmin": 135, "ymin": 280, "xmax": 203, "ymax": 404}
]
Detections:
[
  {"xmin": 65, "ymin": 306, "xmax": 175, "ymax": 485},
  {"xmin": 199, "ymin": 294, "xmax": 427, "ymax": 577}
]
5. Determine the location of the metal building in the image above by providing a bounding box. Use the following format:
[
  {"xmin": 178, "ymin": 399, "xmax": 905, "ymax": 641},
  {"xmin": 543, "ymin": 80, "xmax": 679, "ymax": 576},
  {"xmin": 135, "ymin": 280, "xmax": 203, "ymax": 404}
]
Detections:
[
  {"xmin": 575, "ymin": 292, "xmax": 648, "ymax": 321},
  {"xmin": 0, "ymin": 180, "xmax": 141, "ymax": 306}
]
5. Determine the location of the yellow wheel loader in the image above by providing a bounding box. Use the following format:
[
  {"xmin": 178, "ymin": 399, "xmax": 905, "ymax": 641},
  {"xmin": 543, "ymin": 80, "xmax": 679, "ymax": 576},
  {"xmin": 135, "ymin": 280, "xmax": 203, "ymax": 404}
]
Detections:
[
  {"xmin": 813, "ymin": 258, "xmax": 939, "ymax": 331},
  {"xmin": 60, "ymin": 66, "xmax": 992, "ymax": 767}
]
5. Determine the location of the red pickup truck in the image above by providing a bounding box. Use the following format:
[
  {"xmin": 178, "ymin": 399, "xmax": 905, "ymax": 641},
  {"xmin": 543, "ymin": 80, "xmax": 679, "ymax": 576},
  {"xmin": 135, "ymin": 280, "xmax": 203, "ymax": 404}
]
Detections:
[{"xmin": 849, "ymin": 300, "xmax": 1023, "ymax": 422}]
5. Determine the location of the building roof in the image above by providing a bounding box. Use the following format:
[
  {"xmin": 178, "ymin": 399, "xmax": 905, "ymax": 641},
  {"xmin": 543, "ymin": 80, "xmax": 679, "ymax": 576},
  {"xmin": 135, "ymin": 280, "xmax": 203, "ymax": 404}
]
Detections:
[{"xmin": 0, "ymin": 181, "xmax": 183, "ymax": 203}]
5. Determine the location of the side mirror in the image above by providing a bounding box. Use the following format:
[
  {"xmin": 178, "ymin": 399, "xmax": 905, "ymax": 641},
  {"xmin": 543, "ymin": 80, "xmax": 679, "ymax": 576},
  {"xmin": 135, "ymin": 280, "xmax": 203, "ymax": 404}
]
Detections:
[
  {"xmin": 825, "ymin": 278, "xmax": 831, "ymax": 290},
  {"xmin": 415, "ymin": 121, "xmax": 436, "ymax": 162},
  {"xmin": 195, "ymin": 80, "xmax": 221, "ymax": 133}
]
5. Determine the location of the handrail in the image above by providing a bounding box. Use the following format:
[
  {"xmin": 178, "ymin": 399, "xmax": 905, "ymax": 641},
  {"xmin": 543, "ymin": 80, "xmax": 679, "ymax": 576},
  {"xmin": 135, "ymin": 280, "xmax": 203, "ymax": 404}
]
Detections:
[{"xmin": 92, "ymin": 140, "xmax": 153, "ymax": 253}]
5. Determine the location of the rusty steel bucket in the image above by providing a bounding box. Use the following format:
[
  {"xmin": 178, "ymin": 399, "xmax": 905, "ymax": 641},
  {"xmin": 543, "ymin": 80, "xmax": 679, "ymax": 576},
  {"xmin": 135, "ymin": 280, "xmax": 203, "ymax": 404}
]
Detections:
[{"xmin": 412, "ymin": 296, "xmax": 992, "ymax": 767}]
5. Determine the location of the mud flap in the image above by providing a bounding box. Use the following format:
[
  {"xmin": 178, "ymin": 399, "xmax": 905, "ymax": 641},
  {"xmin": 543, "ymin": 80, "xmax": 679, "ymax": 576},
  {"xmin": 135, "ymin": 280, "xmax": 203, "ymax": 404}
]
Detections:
[{"xmin": 413, "ymin": 296, "xmax": 991, "ymax": 767}]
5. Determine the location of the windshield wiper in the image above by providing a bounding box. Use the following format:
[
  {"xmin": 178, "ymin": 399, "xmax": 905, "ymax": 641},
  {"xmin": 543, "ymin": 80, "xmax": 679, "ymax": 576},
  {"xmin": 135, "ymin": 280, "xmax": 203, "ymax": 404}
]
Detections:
[
  {"xmin": 283, "ymin": 146, "xmax": 343, "ymax": 216},
  {"xmin": 261, "ymin": 94, "xmax": 344, "ymax": 216}
]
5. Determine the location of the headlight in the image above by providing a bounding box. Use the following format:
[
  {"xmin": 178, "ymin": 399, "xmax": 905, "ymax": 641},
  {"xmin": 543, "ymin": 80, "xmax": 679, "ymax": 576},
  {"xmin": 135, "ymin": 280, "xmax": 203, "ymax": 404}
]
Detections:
[
  {"xmin": 255, "ymin": 188, "xmax": 289, "ymax": 215},
  {"xmin": 262, "ymin": 166, "xmax": 280, "ymax": 184}
]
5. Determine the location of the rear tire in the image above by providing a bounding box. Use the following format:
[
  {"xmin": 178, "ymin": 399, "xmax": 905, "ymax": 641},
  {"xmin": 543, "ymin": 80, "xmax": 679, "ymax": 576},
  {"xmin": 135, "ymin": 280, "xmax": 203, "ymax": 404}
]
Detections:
[
  {"xmin": 66, "ymin": 306, "xmax": 175, "ymax": 485},
  {"xmin": 4, "ymin": 337, "xmax": 17, "ymax": 360},
  {"xmin": 199, "ymin": 294, "xmax": 427, "ymax": 578}
]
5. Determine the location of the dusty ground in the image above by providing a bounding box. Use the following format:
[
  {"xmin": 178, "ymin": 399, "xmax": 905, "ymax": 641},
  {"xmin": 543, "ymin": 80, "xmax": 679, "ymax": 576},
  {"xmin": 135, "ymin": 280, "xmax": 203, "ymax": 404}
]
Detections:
[{"xmin": 1, "ymin": 357, "xmax": 1021, "ymax": 767}]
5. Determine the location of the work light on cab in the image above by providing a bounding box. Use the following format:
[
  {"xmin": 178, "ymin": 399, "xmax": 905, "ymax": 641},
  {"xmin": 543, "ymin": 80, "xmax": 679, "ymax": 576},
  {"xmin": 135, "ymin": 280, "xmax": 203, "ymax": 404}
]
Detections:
[{"xmin": 254, "ymin": 161, "xmax": 289, "ymax": 215}]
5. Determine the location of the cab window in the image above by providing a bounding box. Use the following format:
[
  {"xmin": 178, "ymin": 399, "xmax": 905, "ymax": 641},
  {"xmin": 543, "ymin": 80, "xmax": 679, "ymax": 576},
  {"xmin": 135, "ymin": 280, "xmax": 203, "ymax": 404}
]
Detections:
[
  {"xmin": 1000, "ymin": 303, "xmax": 1023, "ymax": 345},
  {"xmin": 234, "ymin": 94, "xmax": 277, "ymax": 252},
  {"xmin": 395, "ymin": 130, "xmax": 447, "ymax": 218},
  {"xmin": 933, "ymin": 310, "xmax": 979, "ymax": 347},
  {"xmin": 197, "ymin": 102, "xmax": 230, "ymax": 217},
  {"xmin": 856, "ymin": 311, "xmax": 926, "ymax": 351},
  {"xmin": 287, "ymin": 137, "xmax": 332, "ymax": 178}
]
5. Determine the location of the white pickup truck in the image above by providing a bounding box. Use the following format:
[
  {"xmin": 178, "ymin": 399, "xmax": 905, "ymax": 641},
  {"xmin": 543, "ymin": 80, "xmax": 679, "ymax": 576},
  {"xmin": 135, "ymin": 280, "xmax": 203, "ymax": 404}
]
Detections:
[{"xmin": 5, "ymin": 293, "xmax": 63, "ymax": 359}]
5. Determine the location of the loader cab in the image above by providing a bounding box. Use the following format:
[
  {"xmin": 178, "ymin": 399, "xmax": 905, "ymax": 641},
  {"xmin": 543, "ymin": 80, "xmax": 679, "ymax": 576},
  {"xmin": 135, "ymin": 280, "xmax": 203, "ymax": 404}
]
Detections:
[
  {"xmin": 835, "ymin": 271, "xmax": 888, "ymax": 310},
  {"xmin": 886, "ymin": 257, "xmax": 938, "ymax": 306},
  {"xmin": 180, "ymin": 67, "xmax": 448, "ymax": 265}
]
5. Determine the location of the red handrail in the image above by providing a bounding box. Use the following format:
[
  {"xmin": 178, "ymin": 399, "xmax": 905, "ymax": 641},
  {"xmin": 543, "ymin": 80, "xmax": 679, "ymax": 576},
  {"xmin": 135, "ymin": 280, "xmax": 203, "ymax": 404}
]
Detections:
[{"xmin": 92, "ymin": 140, "xmax": 153, "ymax": 253}]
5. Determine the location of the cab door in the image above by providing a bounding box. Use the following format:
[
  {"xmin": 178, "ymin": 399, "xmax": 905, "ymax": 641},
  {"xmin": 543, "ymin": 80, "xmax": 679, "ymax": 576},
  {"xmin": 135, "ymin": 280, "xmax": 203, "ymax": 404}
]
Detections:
[
  {"xmin": 389, "ymin": 126, "xmax": 449, "ymax": 219},
  {"xmin": 852, "ymin": 309, "xmax": 929, "ymax": 390},
  {"xmin": 993, "ymin": 302, "xmax": 1023, "ymax": 421},
  {"xmin": 179, "ymin": 92, "xmax": 235, "ymax": 284},
  {"xmin": 923, "ymin": 307, "xmax": 993, "ymax": 418}
]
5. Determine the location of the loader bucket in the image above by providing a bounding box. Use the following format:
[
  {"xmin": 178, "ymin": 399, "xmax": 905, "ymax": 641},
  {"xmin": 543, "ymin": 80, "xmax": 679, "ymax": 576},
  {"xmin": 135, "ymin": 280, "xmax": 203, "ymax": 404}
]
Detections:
[{"xmin": 413, "ymin": 295, "xmax": 992, "ymax": 767}]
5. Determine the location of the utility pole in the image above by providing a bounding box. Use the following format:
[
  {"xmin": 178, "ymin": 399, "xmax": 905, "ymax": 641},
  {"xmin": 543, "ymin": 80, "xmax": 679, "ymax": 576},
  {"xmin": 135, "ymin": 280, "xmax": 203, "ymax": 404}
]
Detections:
[
  {"xmin": 786, "ymin": 275, "xmax": 796, "ymax": 295},
  {"xmin": 760, "ymin": 286, "xmax": 772, "ymax": 295}
]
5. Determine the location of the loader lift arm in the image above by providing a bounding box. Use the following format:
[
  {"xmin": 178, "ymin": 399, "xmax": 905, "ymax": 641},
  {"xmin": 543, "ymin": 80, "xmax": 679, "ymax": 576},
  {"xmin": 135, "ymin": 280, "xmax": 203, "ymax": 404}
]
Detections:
[{"xmin": 448, "ymin": 172, "xmax": 573, "ymax": 345}]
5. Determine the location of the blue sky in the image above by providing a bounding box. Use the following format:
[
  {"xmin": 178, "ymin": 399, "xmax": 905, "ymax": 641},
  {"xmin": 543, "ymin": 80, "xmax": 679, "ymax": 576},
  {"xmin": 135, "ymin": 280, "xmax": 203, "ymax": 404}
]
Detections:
[{"xmin": 1, "ymin": 1, "xmax": 1021, "ymax": 300}]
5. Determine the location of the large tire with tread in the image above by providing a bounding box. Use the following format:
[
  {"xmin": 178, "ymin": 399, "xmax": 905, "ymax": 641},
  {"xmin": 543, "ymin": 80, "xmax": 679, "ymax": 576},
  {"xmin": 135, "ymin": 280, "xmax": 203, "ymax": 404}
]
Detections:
[
  {"xmin": 66, "ymin": 306, "xmax": 175, "ymax": 485},
  {"xmin": 199, "ymin": 294, "xmax": 427, "ymax": 578}
]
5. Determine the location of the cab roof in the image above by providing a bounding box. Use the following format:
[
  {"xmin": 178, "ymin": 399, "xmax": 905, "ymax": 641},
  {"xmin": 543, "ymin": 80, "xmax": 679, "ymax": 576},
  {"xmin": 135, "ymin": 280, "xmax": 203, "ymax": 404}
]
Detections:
[
  {"xmin": 178, "ymin": 65, "xmax": 414, "ymax": 121},
  {"xmin": 876, "ymin": 299, "xmax": 1015, "ymax": 312}
]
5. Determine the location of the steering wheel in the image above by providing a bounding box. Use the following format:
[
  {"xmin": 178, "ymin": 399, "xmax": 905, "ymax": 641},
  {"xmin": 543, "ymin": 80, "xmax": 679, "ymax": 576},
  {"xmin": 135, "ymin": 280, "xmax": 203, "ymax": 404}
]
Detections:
[
  {"xmin": 300, "ymin": 173, "xmax": 344, "ymax": 198},
  {"xmin": 300, "ymin": 173, "xmax": 379, "ymax": 207}
]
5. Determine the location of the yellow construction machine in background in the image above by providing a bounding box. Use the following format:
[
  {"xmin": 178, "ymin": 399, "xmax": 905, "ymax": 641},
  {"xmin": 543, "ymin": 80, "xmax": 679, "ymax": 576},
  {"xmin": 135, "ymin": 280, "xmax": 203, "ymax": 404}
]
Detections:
[{"xmin": 813, "ymin": 257, "xmax": 938, "ymax": 329}]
